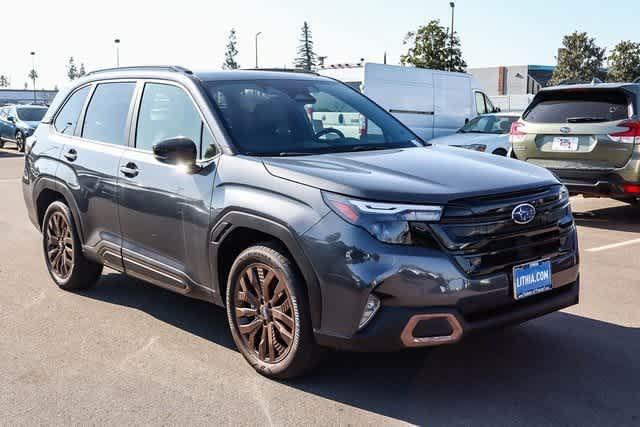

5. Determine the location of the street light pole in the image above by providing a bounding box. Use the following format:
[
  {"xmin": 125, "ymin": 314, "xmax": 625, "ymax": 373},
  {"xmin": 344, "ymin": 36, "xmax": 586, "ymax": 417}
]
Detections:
[
  {"xmin": 114, "ymin": 38, "xmax": 121, "ymax": 67},
  {"xmin": 255, "ymin": 32, "xmax": 262, "ymax": 68},
  {"xmin": 449, "ymin": 2, "xmax": 455, "ymax": 72},
  {"xmin": 30, "ymin": 51, "xmax": 36, "ymax": 103}
]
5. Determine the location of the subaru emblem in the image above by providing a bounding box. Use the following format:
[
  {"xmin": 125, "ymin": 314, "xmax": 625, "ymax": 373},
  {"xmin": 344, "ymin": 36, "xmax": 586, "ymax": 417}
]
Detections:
[
  {"xmin": 560, "ymin": 127, "xmax": 571, "ymax": 134},
  {"xmin": 512, "ymin": 203, "xmax": 536, "ymax": 225}
]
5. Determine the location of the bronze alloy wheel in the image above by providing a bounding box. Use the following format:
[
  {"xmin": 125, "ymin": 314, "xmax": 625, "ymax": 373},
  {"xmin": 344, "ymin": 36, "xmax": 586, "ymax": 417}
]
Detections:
[
  {"xmin": 233, "ymin": 263, "xmax": 296, "ymax": 364},
  {"xmin": 45, "ymin": 211, "xmax": 74, "ymax": 281}
]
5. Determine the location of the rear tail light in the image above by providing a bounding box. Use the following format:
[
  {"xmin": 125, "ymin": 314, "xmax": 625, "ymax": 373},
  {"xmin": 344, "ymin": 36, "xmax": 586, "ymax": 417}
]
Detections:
[
  {"xmin": 359, "ymin": 114, "xmax": 368, "ymax": 137},
  {"xmin": 623, "ymin": 183, "xmax": 640, "ymax": 194},
  {"xmin": 609, "ymin": 121, "xmax": 640, "ymax": 143},
  {"xmin": 509, "ymin": 121, "xmax": 527, "ymax": 143}
]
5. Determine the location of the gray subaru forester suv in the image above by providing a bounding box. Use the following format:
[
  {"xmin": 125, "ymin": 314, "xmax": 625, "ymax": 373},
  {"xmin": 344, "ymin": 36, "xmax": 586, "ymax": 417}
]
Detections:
[{"xmin": 22, "ymin": 66, "xmax": 579, "ymax": 379}]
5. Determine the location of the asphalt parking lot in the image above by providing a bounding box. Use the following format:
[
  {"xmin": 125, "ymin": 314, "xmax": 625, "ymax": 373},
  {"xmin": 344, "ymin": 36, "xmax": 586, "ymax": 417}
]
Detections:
[{"xmin": 1, "ymin": 147, "xmax": 638, "ymax": 426}]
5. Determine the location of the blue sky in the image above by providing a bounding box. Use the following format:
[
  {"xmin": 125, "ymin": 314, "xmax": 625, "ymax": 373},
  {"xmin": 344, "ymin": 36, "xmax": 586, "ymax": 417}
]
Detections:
[{"xmin": 2, "ymin": 0, "xmax": 638, "ymax": 89}]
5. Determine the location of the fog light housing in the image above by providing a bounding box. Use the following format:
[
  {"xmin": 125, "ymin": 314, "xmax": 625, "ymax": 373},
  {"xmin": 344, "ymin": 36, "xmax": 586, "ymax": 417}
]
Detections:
[{"xmin": 358, "ymin": 294, "xmax": 380, "ymax": 330}]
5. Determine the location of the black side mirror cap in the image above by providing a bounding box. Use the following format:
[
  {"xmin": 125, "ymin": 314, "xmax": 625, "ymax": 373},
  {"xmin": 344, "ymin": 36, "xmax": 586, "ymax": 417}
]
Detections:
[
  {"xmin": 153, "ymin": 137, "xmax": 198, "ymax": 168},
  {"xmin": 7, "ymin": 116, "xmax": 15, "ymax": 123}
]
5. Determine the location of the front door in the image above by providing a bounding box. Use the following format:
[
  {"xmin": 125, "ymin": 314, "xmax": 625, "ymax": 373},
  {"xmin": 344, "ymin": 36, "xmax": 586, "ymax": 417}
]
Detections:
[{"xmin": 117, "ymin": 81, "xmax": 219, "ymax": 292}]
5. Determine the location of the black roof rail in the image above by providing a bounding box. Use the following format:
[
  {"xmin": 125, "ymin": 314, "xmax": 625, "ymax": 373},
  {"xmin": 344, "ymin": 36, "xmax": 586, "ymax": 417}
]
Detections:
[
  {"xmin": 633, "ymin": 76, "xmax": 640, "ymax": 84},
  {"xmin": 86, "ymin": 65, "xmax": 193, "ymax": 76},
  {"xmin": 241, "ymin": 68, "xmax": 319, "ymax": 75}
]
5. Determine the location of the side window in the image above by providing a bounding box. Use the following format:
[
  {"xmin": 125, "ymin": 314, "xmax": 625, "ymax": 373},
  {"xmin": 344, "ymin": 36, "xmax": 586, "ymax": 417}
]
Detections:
[
  {"xmin": 82, "ymin": 82, "xmax": 135, "ymax": 145},
  {"xmin": 0, "ymin": 107, "xmax": 6, "ymax": 119},
  {"xmin": 484, "ymin": 94, "xmax": 496, "ymax": 113},
  {"xmin": 54, "ymin": 86, "xmax": 90, "ymax": 135},
  {"xmin": 475, "ymin": 92, "xmax": 487, "ymax": 115},
  {"xmin": 201, "ymin": 126, "xmax": 218, "ymax": 159},
  {"xmin": 136, "ymin": 83, "xmax": 209, "ymax": 157}
]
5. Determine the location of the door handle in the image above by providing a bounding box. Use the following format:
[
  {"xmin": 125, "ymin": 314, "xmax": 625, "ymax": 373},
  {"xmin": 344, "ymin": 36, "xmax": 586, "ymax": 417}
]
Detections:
[
  {"xmin": 120, "ymin": 162, "xmax": 139, "ymax": 178},
  {"xmin": 64, "ymin": 148, "xmax": 77, "ymax": 162}
]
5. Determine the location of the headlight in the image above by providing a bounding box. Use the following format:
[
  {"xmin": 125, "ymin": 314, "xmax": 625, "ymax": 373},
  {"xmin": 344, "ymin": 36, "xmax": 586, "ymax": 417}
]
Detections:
[
  {"xmin": 322, "ymin": 191, "xmax": 443, "ymax": 244},
  {"xmin": 460, "ymin": 144, "xmax": 487, "ymax": 152},
  {"xmin": 559, "ymin": 185, "xmax": 570, "ymax": 203}
]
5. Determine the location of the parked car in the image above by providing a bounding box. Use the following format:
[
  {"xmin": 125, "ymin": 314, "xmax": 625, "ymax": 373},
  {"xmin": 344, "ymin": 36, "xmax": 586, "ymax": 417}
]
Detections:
[
  {"xmin": 23, "ymin": 66, "xmax": 579, "ymax": 379},
  {"xmin": 431, "ymin": 112, "xmax": 520, "ymax": 155},
  {"xmin": 0, "ymin": 104, "xmax": 48, "ymax": 151},
  {"xmin": 319, "ymin": 62, "xmax": 497, "ymax": 141},
  {"xmin": 511, "ymin": 82, "xmax": 640, "ymax": 203}
]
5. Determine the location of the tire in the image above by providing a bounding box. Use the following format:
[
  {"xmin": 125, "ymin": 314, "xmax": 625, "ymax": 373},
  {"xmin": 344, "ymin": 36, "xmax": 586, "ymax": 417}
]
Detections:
[
  {"xmin": 0, "ymin": 137, "xmax": 4, "ymax": 148},
  {"xmin": 493, "ymin": 148, "xmax": 508, "ymax": 156},
  {"xmin": 226, "ymin": 242, "xmax": 322, "ymax": 379},
  {"xmin": 42, "ymin": 201, "xmax": 103, "ymax": 291},
  {"xmin": 15, "ymin": 131, "xmax": 25, "ymax": 152}
]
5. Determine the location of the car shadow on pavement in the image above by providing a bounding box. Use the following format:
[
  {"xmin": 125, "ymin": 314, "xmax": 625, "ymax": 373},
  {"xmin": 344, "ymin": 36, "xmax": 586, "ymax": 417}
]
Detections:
[
  {"xmin": 81, "ymin": 272, "xmax": 639, "ymax": 426},
  {"xmin": 574, "ymin": 203, "xmax": 640, "ymax": 233}
]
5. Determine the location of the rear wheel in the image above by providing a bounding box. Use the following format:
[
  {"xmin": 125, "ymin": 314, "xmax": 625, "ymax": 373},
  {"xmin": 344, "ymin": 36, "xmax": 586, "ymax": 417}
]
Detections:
[
  {"xmin": 226, "ymin": 243, "xmax": 322, "ymax": 379},
  {"xmin": 42, "ymin": 201, "xmax": 102, "ymax": 290},
  {"xmin": 15, "ymin": 131, "xmax": 25, "ymax": 152},
  {"xmin": 493, "ymin": 148, "xmax": 508, "ymax": 156}
]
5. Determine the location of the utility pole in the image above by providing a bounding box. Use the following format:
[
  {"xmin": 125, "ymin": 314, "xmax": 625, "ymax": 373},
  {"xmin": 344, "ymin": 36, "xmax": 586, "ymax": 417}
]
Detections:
[
  {"xmin": 449, "ymin": 2, "xmax": 455, "ymax": 71},
  {"xmin": 30, "ymin": 51, "xmax": 36, "ymax": 103},
  {"xmin": 255, "ymin": 32, "xmax": 262, "ymax": 68},
  {"xmin": 114, "ymin": 38, "xmax": 121, "ymax": 67}
]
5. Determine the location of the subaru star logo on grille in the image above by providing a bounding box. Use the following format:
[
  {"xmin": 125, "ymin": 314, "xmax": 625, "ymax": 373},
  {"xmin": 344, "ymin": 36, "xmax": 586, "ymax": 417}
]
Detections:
[
  {"xmin": 560, "ymin": 127, "xmax": 571, "ymax": 134},
  {"xmin": 512, "ymin": 203, "xmax": 536, "ymax": 224}
]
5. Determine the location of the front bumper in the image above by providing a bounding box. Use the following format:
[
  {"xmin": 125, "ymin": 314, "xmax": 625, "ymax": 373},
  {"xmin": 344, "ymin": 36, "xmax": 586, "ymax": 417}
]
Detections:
[{"xmin": 301, "ymin": 212, "xmax": 580, "ymax": 352}]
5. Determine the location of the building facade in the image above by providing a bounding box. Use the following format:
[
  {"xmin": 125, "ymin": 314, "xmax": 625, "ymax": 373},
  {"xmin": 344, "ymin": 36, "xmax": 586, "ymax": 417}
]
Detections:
[{"xmin": 0, "ymin": 89, "xmax": 58, "ymax": 106}]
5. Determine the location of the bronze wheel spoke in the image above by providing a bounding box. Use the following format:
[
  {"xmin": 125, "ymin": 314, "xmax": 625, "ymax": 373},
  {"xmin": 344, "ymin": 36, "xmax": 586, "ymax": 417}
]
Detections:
[
  {"xmin": 238, "ymin": 318, "xmax": 262, "ymax": 335},
  {"xmin": 261, "ymin": 270, "xmax": 275, "ymax": 301},
  {"xmin": 258, "ymin": 326, "xmax": 267, "ymax": 360},
  {"xmin": 246, "ymin": 267, "xmax": 262, "ymax": 299},
  {"xmin": 273, "ymin": 320, "xmax": 293, "ymax": 345},
  {"xmin": 269, "ymin": 281, "xmax": 285, "ymax": 305},
  {"xmin": 271, "ymin": 308, "xmax": 294, "ymax": 329},
  {"xmin": 235, "ymin": 307, "xmax": 258, "ymax": 318},
  {"xmin": 267, "ymin": 324, "xmax": 276, "ymax": 361},
  {"xmin": 238, "ymin": 277, "xmax": 260, "ymax": 307}
]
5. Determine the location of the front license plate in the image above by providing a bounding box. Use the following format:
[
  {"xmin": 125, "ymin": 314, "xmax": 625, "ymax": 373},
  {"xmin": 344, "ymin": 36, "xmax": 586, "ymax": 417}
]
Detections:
[
  {"xmin": 552, "ymin": 136, "xmax": 579, "ymax": 151},
  {"xmin": 513, "ymin": 260, "xmax": 552, "ymax": 300}
]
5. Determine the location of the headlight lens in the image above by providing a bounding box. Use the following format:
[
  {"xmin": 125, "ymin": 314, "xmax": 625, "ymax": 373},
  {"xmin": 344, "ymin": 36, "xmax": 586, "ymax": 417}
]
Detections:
[
  {"xmin": 559, "ymin": 185, "xmax": 570, "ymax": 203},
  {"xmin": 460, "ymin": 144, "xmax": 487, "ymax": 152},
  {"xmin": 322, "ymin": 191, "xmax": 443, "ymax": 244}
]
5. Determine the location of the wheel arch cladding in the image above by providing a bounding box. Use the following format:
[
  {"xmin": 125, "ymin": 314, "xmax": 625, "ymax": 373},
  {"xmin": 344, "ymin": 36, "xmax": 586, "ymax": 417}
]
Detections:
[
  {"xmin": 211, "ymin": 211, "xmax": 322, "ymax": 329},
  {"xmin": 35, "ymin": 179, "xmax": 85, "ymax": 243}
]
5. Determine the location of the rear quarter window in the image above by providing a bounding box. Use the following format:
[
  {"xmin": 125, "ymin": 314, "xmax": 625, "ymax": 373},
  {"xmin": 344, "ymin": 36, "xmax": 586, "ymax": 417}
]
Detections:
[{"xmin": 523, "ymin": 90, "xmax": 631, "ymax": 123}]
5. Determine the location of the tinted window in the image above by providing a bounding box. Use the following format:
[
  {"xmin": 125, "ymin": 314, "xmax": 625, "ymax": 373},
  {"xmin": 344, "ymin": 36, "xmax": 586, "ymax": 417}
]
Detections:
[
  {"xmin": 524, "ymin": 90, "xmax": 630, "ymax": 123},
  {"xmin": 17, "ymin": 107, "xmax": 47, "ymax": 122},
  {"xmin": 54, "ymin": 86, "xmax": 90, "ymax": 135},
  {"xmin": 82, "ymin": 83, "xmax": 135, "ymax": 145},
  {"xmin": 459, "ymin": 115, "xmax": 518, "ymax": 134},
  {"xmin": 136, "ymin": 83, "xmax": 213, "ymax": 157},
  {"xmin": 475, "ymin": 92, "xmax": 487, "ymax": 115},
  {"xmin": 206, "ymin": 79, "xmax": 419, "ymax": 156}
]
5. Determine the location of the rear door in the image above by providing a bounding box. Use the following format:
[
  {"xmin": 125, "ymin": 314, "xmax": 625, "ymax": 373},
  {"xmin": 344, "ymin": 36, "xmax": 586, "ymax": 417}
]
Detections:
[
  {"xmin": 520, "ymin": 88, "xmax": 636, "ymax": 170},
  {"xmin": 56, "ymin": 81, "xmax": 136, "ymax": 269},
  {"xmin": 433, "ymin": 73, "xmax": 472, "ymax": 138}
]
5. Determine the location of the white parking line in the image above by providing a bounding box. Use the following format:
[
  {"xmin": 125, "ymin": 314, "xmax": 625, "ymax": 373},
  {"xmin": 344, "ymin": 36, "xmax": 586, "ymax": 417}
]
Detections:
[{"xmin": 586, "ymin": 238, "xmax": 640, "ymax": 253}]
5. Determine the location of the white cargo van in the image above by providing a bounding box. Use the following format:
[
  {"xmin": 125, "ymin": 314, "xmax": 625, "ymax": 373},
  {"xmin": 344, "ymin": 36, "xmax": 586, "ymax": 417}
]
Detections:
[{"xmin": 318, "ymin": 62, "xmax": 496, "ymax": 141}]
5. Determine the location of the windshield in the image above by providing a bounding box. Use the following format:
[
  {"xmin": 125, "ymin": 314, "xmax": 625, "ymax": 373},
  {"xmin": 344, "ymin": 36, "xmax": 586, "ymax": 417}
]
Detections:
[
  {"xmin": 205, "ymin": 79, "xmax": 422, "ymax": 156},
  {"xmin": 459, "ymin": 115, "xmax": 518, "ymax": 134},
  {"xmin": 17, "ymin": 107, "xmax": 47, "ymax": 122}
]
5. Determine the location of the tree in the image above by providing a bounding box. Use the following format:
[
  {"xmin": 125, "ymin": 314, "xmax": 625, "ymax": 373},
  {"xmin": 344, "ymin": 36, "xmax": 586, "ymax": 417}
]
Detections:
[
  {"xmin": 294, "ymin": 21, "xmax": 317, "ymax": 71},
  {"xmin": 0, "ymin": 75, "xmax": 9, "ymax": 87},
  {"xmin": 78, "ymin": 63, "xmax": 86, "ymax": 77},
  {"xmin": 222, "ymin": 28, "xmax": 240, "ymax": 70},
  {"xmin": 28, "ymin": 69, "xmax": 38, "ymax": 81},
  {"xmin": 608, "ymin": 40, "xmax": 640, "ymax": 82},
  {"xmin": 67, "ymin": 57, "xmax": 78, "ymax": 80},
  {"xmin": 549, "ymin": 31, "xmax": 606, "ymax": 85},
  {"xmin": 400, "ymin": 19, "xmax": 466, "ymax": 72}
]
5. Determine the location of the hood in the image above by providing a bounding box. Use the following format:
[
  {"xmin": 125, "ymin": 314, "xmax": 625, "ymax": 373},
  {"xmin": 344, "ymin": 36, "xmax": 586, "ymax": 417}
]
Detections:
[
  {"xmin": 431, "ymin": 132, "xmax": 506, "ymax": 146},
  {"xmin": 262, "ymin": 146, "xmax": 558, "ymax": 204}
]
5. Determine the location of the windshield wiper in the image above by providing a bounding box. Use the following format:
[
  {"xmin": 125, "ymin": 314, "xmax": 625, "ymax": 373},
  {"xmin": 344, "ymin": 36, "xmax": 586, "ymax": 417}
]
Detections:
[
  {"xmin": 567, "ymin": 117, "xmax": 608, "ymax": 123},
  {"xmin": 348, "ymin": 145, "xmax": 396, "ymax": 152},
  {"xmin": 276, "ymin": 151, "xmax": 312, "ymax": 157}
]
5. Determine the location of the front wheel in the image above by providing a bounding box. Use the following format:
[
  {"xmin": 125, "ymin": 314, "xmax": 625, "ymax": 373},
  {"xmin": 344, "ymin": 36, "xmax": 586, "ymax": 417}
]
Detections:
[
  {"xmin": 15, "ymin": 131, "xmax": 25, "ymax": 152},
  {"xmin": 226, "ymin": 243, "xmax": 322, "ymax": 379}
]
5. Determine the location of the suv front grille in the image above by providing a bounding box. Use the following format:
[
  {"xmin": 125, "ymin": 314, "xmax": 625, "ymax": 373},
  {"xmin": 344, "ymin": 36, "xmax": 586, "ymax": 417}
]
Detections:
[{"xmin": 413, "ymin": 185, "xmax": 574, "ymax": 277}]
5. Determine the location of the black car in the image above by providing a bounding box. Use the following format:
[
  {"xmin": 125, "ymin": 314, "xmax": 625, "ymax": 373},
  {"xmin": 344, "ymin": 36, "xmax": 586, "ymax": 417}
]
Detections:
[
  {"xmin": 22, "ymin": 66, "xmax": 579, "ymax": 379},
  {"xmin": 0, "ymin": 104, "xmax": 48, "ymax": 151}
]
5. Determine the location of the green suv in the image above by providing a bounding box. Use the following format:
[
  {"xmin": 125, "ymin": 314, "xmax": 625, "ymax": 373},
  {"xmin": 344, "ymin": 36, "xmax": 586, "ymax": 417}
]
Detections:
[{"xmin": 510, "ymin": 82, "xmax": 640, "ymax": 202}]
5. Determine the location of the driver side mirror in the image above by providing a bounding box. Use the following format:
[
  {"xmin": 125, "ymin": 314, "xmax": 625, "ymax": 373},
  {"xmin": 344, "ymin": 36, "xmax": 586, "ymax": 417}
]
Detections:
[
  {"xmin": 153, "ymin": 137, "xmax": 199, "ymax": 170},
  {"xmin": 7, "ymin": 116, "xmax": 15, "ymax": 123}
]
